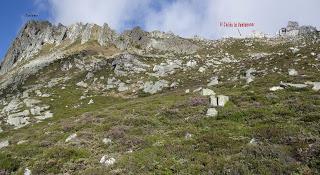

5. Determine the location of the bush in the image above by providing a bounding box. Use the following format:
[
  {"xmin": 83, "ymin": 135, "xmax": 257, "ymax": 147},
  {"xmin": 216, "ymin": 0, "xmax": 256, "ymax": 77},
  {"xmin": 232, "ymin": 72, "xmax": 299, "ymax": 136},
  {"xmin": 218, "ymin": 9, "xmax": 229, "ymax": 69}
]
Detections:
[{"xmin": 32, "ymin": 146, "xmax": 89, "ymax": 174}]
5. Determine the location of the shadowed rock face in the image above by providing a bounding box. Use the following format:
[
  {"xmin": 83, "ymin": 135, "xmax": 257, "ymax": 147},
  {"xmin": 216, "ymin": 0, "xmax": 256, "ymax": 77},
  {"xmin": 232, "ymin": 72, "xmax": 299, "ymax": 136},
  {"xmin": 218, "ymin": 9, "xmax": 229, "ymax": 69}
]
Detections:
[
  {"xmin": 0, "ymin": 20, "xmax": 199, "ymax": 76},
  {"xmin": 0, "ymin": 21, "xmax": 54, "ymax": 75}
]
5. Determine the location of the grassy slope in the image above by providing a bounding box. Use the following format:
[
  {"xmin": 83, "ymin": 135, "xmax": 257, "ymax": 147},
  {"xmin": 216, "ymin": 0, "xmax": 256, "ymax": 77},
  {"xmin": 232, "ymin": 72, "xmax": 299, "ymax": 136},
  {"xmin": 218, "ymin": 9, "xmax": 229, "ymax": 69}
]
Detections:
[{"xmin": 0, "ymin": 37, "xmax": 319, "ymax": 174}]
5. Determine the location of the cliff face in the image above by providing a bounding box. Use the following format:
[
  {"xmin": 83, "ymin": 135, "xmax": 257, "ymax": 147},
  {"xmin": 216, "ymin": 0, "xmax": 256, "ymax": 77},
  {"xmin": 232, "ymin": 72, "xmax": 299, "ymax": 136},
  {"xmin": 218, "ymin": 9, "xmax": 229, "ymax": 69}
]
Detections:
[
  {"xmin": 0, "ymin": 21, "xmax": 55, "ymax": 74},
  {"xmin": 0, "ymin": 21, "xmax": 115, "ymax": 75},
  {"xmin": 0, "ymin": 21, "xmax": 198, "ymax": 76}
]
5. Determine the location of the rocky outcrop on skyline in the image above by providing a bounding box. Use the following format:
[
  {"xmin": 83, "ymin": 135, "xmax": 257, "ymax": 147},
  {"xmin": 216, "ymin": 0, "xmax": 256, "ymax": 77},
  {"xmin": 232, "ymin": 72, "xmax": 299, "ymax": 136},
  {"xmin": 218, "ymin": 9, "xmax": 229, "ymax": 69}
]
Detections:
[
  {"xmin": 279, "ymin": 21, "xmax": 318, "ymax": 37},
  {"xmin": 0, "ymin": 21, "xmax": 199, "ymax": 76}
]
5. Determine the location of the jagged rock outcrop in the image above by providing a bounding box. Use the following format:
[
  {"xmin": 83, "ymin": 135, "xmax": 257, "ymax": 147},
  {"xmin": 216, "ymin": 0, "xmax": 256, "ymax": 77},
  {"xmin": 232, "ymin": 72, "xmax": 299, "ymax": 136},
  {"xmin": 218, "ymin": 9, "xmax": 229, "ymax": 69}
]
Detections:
[
  {"xmin": 280, "ymin": 21, "xmax": 318, "ymax": 37},
  {"xmin": 0, "ymin": 20, "xmax": 199, "ymax": 77},
  {"xmin": 0, "ymin": 21, "xmax": 56, "ymax": 75},
  {"xmin": 98, "ymin": 23, "xmax": 118, "ymax": 46}
]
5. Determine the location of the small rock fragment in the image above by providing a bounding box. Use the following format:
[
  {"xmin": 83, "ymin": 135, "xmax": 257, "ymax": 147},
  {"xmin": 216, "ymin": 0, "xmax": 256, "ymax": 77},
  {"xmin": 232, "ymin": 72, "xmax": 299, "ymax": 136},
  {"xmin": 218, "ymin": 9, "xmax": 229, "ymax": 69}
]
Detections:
[
  {"xmin": 270, "ymin": 86, "xmax": 284, "ymax": 91},
  {"xmin": 76, "ymin": 81, "xmax": 88, "ymax": 88},
  {"xmin": 185, "ymin": 132, "xmax": 192, "ymax": 139},
  {"xmin": 88, "ymin": 99, "xmax": 94, "ymax": 104},
  {"xmin": 198, "ymin": 67, "xmax": 206, "ymax": 73},
  {"xmin": 65, "ymin": 133, "xmax": 77, "ymax": 143},
  {"xmin": 201, "ymin": 89, "xmax": 215, "ymax": 96},
  {"xmin": 100, "ymin": 155, "xmax": 116, "ymax": 166},
  {"xmin": 249, "ymin": 138, "xmax": 258, "ymax": 145},
  {"xmin": 0, "ymin": 140, "xmax": 9, "ymax": 149},
  {"xmin": 206, "ymin": 108, "xmax": 218, "ymax": 117},
  {"xmin": 193, "ymin": 87, "xmax": 202, "ymax": 92},
  {"xmin": 186, "ymin": 60, "xmax": 197, "ymax": 67},
  {"xmin": 24, "ymin": 168, "xmax": 31, "ymax": 175},
  {"xmin": 102, "ymin": 138, "xmax": 112, "ymax": 145},
  {"xmin": 207, "ymin": 77, "xmax": 219, "ymax": 86},
  {"xmin": 288, "ymin": 69, "xmax": 298, "ymax": 76}
]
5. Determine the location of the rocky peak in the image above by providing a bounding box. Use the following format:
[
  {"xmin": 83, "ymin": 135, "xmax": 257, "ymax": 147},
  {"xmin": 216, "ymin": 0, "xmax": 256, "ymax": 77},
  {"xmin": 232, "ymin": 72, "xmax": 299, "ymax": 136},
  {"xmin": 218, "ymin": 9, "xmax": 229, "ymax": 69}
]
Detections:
[
  {"xmin": 280, "ymin": 21, "xmax": 318, "ymax": 37},
  {"xmin": 287, "ymin": 21, "xmax": 299, "ymax": 31},
  {"xmin": 0, "ymin": 20, "xmax": 199, "ymax": 76},
  {"xmin": 98, "ymin": 23, "xmax": 118, "ymax": 46},
  {"xmin": 0, "ymin": 21, "xmax": 53, "ymax": 74}
]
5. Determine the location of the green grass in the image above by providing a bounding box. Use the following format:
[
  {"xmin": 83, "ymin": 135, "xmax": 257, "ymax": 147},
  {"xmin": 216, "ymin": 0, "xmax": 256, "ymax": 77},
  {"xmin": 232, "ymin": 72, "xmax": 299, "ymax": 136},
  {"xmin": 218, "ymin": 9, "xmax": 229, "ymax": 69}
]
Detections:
[{"xmin": 0, "ymin": 36, "xmax": 320, "ymax": 174}]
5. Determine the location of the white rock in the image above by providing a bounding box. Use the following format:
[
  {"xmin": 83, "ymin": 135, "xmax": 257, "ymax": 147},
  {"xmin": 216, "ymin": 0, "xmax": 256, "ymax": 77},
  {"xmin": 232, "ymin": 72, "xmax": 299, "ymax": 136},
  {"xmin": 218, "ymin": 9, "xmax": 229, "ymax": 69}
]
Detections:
[
  {"xmin": 217, "ymin": 95, "xmax": 229, "ymax": 107},
  {"xmin": 30, "ymin": 105, "xmax": 50, "ymax": 115},
  {"xmin": 152, "ymin": 60, "xmax": 181, "ymax": 77},
  {"xmin": 185, "ymin": 89, "xmax": 190, "ymax": 94},
  {"xmin": 201, "ymin": 89, "xmax": 215, "ymax": 96},
  {"xmin": 0, "ymin": 140, "xmax": 9, "ymax": 149},
  {"xmin": 2, "ymin": 99, "xmax": 23, "ymax": 114},
  {"xmin": 170, "ymin": 82, "xmax": 178, "ymax": 88},
  {"xmin": 106, "ymin": 77, "xmax": 121, "ymax": 89},
  {"xmin": 23, "ymin": 99, "xmax": 41, "ymax": 108},
  {"xmin": 206, "ymin": 108, "xmax": 218, "ymax": 117},
  {"xmin": 193, "ymin": 87, "xmax": 202, "ymax": 92},
  {"xmin": 41, "ymin": 93, "xmax": 51, "ymax": 98},
  {"xmin": 186, "ymin": 60, "xmax": 197, "ymax": 67},
  {"xmin": 290, "ymin": 47, "xmax": 300, "ymax": 54},
  {"xmin": 35, "ymin": 90, "xmax": 42, "ymax": 96},
  {"xmin": 185, "ymin": 132, "xmax": 192, "ymax": 139},
  {"xmin": 198, "ymin": 67, "xmax": 206, "ymax": 73},
  {"xmin": 305, "ymin": 82, "xmax": 320, "ymax": 91},
  {"xmin": 245, "ymin": 68, "xmax": 256, "ymax": 84},
  {"xmin": 22, "ymin": 91, "xmax": 29, "ymax": 98},
  {"xmin": 280, "ymin": 82, "xmax": 308, "ymax": 89},
  {"xmin": 100, "ymin": 155, "xmax": 116, "ymax": 166},
  {"xmin": 143, "ymin": 80, "xmax": 169, "ymax": 94},
  {"xmin": 207, "ymin": 77, "xmax": 219, "ymax": 86},
  {"xmin": 24, "ymin": 168, "xmax": 31, "ymax": 175},
  {"xmin": 102, "ymin": 138, "xmax": 112, "ymax": 145},
  {"xmin": 35, "ymin": 111, "xmax": 53, "ymax": 120},
  {"xmin": 76, "ymin": 81, "xmax": 88, "ymax": 88},
  {"xmin": 80, "ymin": 96, "xmax": 86, "ymax": 100},
  {"xmin": 249, "ymin": 138, "xmax": 258, "ymax": 145},
  {"xmin": 288, "ymin": 69, "xmax": 298, "ymax": 76},
  {"xmin": 7, "ymin": 110, "xmax": 30, "ymax": 129},
  {"xmin": 88, "ymin": 99, "xmax": 94, "ymax": 104},
  {"xmin": 65, "ymin": 133, "xmax": 77, "ymax": 142},
  {"xmin": 270, "ymin": 86, "xmax": 284, "ymax": 91},
  {"xmin": 17, "ymin": 140, "xmax": 28, "ymax": 145},
  {"xmin": 210, "ymin": 95, "xmax": 229, "ymax": 107},
  {"xmin": 118, "ymin": 83, "xmax": 129, "ymax": 92},
  {"xmin": 85, "ymin": 72, "xmax": 94, "ymax": 80}
]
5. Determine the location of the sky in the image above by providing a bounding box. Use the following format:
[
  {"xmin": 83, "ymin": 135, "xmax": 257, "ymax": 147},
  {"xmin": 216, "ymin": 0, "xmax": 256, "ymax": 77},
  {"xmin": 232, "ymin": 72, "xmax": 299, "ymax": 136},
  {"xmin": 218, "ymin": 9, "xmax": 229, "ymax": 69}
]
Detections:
[{"xmin": 0, "ymin": 0, "xmax": 319, "ymax": 60}]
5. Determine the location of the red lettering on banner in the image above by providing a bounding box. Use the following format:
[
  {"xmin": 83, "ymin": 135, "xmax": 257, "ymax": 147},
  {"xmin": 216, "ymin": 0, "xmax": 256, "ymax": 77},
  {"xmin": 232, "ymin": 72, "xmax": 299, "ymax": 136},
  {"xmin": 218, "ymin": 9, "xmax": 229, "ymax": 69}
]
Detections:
[{"xmin": 219, "ymin": 22, "xmax": 255, "ymax": 28}]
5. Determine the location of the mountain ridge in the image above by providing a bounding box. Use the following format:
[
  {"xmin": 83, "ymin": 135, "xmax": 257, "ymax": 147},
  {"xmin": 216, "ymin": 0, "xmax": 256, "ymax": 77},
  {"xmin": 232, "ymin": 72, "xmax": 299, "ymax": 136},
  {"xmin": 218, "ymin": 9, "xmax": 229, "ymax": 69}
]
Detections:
[{"xmin": 0, "ymin": 20, "xmax": 199, "ymax": 76}]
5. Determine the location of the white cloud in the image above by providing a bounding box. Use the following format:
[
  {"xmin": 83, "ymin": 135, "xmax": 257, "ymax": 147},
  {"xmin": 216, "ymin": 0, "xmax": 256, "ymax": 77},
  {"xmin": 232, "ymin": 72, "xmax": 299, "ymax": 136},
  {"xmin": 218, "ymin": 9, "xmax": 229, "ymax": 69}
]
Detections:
[
  {"xmin": 47, "ymin": 0, "xmax": 151, "ymax": 30},
  {"xmin": 144, "ymin": 0, "xmax": 218, "ymax": 38},
  {"xmin": 42, "ymin": 0, "xmax": 320, "ymax": 39}
]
